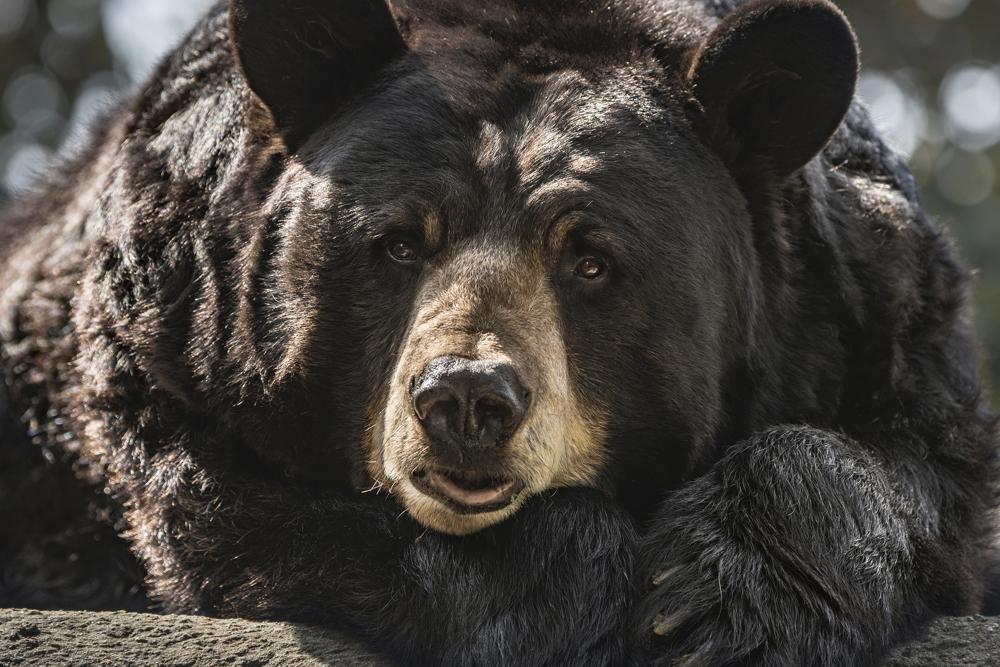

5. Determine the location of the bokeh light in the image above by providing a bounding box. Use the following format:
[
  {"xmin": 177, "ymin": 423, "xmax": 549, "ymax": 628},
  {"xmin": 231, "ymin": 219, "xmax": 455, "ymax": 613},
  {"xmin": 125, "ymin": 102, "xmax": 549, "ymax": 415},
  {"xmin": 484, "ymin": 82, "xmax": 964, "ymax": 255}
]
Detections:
[
  {"xmin": 101, "ymin": 0, "xmax": 214, "ymax": 81},
  {"xmin": 0, "ymin": 0, "xmax": 32, "ymax": 39},
  {"xmin": 858, "ymin": 71, "xmax": 928, "ymax": 158},
  {"xmin": 936, "ymin": 149, "xmax": 996, "ymax": 207},
  {"xmin": 3, "ymin": 69, "xmax": 65, "ymax": 135},
  {"xmin": 2, "ymin": 140, "xmax": 51, "ymax": 193},
  {"xmin": 915, "ymin": 0, "xmax": 971, "ymax": 21},
  {"xmin": 48, "ymin": 0, "xmax": 100, "ymax": 39},
  {"xmin": 941, "ymin": 65, "xmax": 1000, "ymax": 151}
]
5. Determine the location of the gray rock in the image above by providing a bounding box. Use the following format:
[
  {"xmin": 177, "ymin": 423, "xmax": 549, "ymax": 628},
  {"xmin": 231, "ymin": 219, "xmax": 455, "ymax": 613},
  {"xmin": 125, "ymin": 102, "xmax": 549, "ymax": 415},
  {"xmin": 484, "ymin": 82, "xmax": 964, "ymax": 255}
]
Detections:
[
  {"xmin": 2, "ymin": 608, "xmax": 999, "ymax": 666},
  {"xmin": 884, "ymin": 616, "xmax": 1000, "ymax": 667},
  {"xmin": 0, "ymin": 608, "xmax": 387, "ymax": 666}
]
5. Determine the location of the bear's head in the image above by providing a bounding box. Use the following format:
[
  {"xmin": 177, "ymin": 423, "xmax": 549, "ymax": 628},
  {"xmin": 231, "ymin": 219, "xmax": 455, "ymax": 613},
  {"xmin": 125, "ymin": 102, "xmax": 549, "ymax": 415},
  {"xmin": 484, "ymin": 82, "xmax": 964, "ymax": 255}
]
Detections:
[{"xmin": 100, "ymin": 0, "xmax": 857, "ymax": 536}]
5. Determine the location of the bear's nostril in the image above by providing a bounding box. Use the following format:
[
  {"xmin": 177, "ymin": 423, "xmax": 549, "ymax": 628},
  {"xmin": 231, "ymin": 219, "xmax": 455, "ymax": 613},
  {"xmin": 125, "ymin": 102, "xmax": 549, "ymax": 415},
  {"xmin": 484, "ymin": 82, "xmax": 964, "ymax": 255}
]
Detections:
[
  {"xmin": 469, "ymin": 395, "xmax": 517, "ymax": 439},
  {"xmin": 413, "ymin": 386, "xmax": 463, "ymax": 432}
]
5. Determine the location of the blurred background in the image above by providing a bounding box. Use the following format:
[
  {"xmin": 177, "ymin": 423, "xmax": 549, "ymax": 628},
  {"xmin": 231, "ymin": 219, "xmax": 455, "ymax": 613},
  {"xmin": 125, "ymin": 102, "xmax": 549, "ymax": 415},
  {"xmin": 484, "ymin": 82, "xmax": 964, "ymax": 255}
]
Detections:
[{"xmin": 0, "ymin": 0, "xmax": 997, "ymax": 398}]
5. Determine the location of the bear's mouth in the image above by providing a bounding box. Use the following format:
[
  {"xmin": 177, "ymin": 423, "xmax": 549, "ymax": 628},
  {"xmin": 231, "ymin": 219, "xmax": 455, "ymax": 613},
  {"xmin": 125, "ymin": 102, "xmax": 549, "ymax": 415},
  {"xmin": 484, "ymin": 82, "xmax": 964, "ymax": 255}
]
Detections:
[{"xmin": 411, "ymin": 468, "xmax": 523, "ymax": 514}]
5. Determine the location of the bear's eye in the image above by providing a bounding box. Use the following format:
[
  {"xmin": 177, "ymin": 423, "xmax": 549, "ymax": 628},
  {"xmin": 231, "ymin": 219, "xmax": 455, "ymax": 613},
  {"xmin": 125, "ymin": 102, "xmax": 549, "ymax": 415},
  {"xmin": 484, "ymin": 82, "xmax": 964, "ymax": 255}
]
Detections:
[
  {"xmin": 575, "ymin": 255, "xmax": 608, "ymax": 280},
  {"xmin": 386, "ymin": 234, "xmax": 421, "ymax": 263}
]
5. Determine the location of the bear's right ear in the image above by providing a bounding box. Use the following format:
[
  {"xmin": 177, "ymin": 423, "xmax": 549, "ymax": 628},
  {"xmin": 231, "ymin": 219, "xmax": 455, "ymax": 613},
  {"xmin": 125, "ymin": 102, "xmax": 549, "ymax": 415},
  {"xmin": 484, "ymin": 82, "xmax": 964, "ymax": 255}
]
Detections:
[
  {"xmin": 688, "ymin": 0, "xmax": 858, "ymax": 181},
  {"xmin": 229, "ymin": 0, "xmax": 406, "ymax": 148}
]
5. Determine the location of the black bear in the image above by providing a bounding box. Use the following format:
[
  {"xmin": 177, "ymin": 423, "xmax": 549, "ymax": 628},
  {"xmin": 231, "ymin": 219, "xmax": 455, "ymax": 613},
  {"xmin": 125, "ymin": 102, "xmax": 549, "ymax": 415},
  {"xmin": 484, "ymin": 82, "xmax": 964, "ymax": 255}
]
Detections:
[{"xmin": 1, "ymin": 0, "xmax": 996, "ymax": 664}]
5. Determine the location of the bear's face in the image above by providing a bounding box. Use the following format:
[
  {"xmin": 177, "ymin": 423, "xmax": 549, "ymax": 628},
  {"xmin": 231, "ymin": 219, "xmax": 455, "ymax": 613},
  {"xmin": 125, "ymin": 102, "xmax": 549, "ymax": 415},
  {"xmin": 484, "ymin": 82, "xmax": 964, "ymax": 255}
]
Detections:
[
  {"xmin": 149, "ymin": 0, "xmax": 855, "ymax": 535},
  {"xmin": 253, "ymin": 45, "xmax": 757, "ymax": 535}
]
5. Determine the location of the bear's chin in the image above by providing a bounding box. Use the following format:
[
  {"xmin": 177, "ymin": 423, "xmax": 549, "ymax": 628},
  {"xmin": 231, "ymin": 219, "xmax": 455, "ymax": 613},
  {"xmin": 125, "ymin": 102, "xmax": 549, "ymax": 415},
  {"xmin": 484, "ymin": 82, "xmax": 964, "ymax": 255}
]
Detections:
[{"xmin": 398, "ymin": 479, "xmax": 525, "ymax": 535}]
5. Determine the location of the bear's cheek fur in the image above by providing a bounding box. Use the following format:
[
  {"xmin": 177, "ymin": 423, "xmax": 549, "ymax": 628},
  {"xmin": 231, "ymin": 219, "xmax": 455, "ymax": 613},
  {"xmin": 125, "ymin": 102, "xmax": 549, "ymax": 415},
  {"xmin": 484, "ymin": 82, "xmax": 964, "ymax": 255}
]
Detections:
[{"xmin": 367, "ymin": 242, "xmax": 608, "ymax": 535}]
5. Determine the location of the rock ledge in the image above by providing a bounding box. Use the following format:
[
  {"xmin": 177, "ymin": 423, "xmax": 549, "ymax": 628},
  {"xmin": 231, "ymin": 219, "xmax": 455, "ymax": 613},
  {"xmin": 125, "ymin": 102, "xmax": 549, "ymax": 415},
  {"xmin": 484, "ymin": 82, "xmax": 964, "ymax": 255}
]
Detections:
[{"xmin": 1, "ymin": 608, "xmax": 998, "ymax": 666}]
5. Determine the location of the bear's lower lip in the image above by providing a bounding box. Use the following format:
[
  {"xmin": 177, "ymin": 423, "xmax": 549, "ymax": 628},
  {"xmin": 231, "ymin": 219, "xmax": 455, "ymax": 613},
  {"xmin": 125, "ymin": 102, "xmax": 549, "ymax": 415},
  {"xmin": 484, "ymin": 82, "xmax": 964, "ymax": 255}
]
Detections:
[{"xmin": 411, "ymin": 468, "xmax": 522, "ymax": 514}]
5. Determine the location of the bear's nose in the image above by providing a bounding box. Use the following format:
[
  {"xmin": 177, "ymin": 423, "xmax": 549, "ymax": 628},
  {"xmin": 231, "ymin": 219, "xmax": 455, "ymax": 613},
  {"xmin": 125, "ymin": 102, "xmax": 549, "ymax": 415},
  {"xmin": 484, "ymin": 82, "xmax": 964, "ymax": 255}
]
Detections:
[{"xmin": 411, "ymin": 356, "xmax": 530, "ymax": 451}]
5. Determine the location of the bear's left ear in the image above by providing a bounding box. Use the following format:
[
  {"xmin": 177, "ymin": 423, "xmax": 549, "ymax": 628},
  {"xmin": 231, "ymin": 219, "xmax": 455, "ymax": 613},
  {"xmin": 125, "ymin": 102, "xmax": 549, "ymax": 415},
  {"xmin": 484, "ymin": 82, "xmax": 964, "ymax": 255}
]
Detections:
[
  {"xmin": 229, "ymin": 0, "xmax": 406, "ymax": 148},
  {"xmin": 688, "ymin": 0, "xmax": 858, "ymax": 180}
]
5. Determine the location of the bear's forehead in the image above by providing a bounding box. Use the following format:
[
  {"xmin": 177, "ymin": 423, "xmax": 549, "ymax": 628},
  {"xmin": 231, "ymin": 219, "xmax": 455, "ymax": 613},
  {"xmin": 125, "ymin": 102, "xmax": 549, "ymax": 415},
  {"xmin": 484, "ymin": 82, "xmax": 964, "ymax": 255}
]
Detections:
[
  {"xmin": 297, "ymin": 61, "xmax": 700, "ymax": 247},
  {"xmin": 284, "ymin": 0, "xmax": 721, "ymax": 248}
]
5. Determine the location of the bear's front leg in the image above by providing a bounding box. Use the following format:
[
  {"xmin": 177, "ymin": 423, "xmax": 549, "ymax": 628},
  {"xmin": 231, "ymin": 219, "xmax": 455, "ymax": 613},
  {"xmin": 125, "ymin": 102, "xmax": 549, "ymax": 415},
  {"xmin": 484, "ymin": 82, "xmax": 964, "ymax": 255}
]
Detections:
[{"xmin": 636, "ymin": 425, "xmax": 990, "ymax": 666}]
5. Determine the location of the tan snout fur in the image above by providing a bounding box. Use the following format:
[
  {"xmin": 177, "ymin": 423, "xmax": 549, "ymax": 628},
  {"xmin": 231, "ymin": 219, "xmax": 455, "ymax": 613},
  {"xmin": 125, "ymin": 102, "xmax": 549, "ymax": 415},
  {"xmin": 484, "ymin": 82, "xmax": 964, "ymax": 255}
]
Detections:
[{"xmin": 367, "ymin": 243, "xmax": 605, "ymax": 535}]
